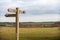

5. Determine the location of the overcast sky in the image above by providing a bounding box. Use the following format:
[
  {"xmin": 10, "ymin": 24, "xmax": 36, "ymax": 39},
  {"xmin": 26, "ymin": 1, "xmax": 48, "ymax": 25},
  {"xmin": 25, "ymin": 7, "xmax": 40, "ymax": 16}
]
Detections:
[{"xmin": 0, "ymin": 0, "xmax": 60, "ymax": 22}]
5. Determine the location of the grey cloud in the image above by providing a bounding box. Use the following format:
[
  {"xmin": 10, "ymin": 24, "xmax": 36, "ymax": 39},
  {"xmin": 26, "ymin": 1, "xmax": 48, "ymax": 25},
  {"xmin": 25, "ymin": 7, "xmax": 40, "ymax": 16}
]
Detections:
[{"xmin": 0, "ymin": 0, "xmax": 60, "ymax": 16}]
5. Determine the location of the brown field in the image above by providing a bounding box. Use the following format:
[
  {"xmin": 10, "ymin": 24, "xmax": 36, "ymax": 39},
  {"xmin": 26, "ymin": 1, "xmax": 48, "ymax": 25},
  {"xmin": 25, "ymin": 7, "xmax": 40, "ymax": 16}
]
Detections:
[{"xmin": 0, "ymin": 27, "xmax": 60, "ymax": 40}]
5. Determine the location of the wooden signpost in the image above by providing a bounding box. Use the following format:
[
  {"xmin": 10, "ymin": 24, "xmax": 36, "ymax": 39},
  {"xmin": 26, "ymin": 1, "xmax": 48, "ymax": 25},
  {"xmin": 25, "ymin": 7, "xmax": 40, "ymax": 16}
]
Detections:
[{"xmin": 5, "ymin": 8, "xmax": 25, "ymax": 40}]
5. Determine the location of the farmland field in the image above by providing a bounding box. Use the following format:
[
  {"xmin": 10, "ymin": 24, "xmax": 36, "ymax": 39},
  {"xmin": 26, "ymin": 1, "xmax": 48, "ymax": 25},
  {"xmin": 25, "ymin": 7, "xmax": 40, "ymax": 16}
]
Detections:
[{"xmin": 0, "ymin": 27, "xmax": 60, "ymax": 40}]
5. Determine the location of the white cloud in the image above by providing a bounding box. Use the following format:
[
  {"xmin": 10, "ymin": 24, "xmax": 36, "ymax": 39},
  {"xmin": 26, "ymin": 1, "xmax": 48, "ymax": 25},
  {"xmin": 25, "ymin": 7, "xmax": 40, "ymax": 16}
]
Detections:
[
  {"xmin": 20, "ymin": 14, "xmax": 59, "ymax": 22},
  {"xmin": 17, "ymin": 0, "xmax": 59, "ymax": 6},
  {"xmin": 0, "ymin": 17, "xmax": 15, "ymax": 22},
  {"xmin": 0, "ymin": 0, "xmax": 60, "ymax": 10},
  {"xmin": 7, "ymin": 3, "xmax": 19, "ymax": 8},
  {"xmin": 0, "ymin": 0, "xmax": 60, "ymax": 22},
  {"xmin": 16, "ymin": 0, "xmax": 60, "ymax": 11},
  {"xmin": 0, "ymin": 14, "xmax": 59, "ymax": 22},
  {"xmin": 0, "ymin": 0, "xmax": 11, "ymax": 2}
]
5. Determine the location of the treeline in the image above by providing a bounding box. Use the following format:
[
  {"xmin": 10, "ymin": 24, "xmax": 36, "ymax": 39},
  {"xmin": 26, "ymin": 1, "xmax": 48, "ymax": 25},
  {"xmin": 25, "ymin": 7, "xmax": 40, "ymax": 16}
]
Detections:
[
  {"xmin": 0, "ymin": 22, "xmax": 60, "ymax": 28},
  {"xmin": 20, "ymin": 22, "xmax": 60, "ymax": 28}
]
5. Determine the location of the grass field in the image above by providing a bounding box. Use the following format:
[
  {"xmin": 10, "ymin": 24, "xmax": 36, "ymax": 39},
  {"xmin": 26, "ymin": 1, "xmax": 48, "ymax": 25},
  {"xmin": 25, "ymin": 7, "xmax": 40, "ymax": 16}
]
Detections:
[{"xmin": 0, "ymin": 27, "xmax": 60, "ymax": 40}]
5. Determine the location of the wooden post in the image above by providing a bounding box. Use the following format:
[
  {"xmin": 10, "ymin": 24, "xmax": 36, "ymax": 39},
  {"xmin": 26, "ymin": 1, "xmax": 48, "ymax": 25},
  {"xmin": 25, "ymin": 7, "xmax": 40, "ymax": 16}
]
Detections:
[
  {"xmin": 5, "ymin": 7, "xmax": 25, "ymax": 40},
  {"xmin": 16, "ymin": 8, "xmax": 19, "ymax": 40}
]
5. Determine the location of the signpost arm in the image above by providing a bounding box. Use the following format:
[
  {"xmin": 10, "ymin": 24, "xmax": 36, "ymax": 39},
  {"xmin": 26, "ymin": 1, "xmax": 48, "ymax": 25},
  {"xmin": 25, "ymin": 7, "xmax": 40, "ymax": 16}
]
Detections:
[{"xmin": 16, "ymin": 8, "xmax": 19, "ymax": 40}]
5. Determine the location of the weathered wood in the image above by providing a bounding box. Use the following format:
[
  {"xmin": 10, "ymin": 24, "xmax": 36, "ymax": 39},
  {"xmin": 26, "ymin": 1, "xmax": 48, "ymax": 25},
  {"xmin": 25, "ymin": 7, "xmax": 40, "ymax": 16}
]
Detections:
[
  {"xmin": 8, "ymin": 8, "xmax": 25, "ymax": 14},
  {"xmin": 5, "ymin": 7, "xmax": 26, "ymax": 40},
  {"xmin": 5, "ymin": 14, "xmax": 16, "ymax": 17},
  {"xmin": 16, "ymin": 8, "xmax": 19, "ymax": 40},
  {"xmin": 8, "ymin": 8, "xmax": 15, "ymax": 12}
]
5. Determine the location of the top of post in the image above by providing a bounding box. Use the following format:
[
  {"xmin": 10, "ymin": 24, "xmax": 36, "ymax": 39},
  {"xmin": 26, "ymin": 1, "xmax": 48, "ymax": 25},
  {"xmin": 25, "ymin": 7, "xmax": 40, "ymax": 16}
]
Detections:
[{"xmin": 16, "ymin": 7, "xmax": 19, "ymax": 9}]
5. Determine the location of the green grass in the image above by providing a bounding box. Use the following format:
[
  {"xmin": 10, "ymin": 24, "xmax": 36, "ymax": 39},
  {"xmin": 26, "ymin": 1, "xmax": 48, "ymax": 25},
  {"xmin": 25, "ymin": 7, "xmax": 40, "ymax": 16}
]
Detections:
[{"xmin": 0, "ymin": 27, "xmax": 60, "ymax": 40}]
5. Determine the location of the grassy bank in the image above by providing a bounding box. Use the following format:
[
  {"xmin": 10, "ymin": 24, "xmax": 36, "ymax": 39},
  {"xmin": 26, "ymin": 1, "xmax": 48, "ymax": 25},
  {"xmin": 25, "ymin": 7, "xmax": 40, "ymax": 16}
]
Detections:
[{"xmin": 0, "ymin": 27, "xmax": 60, "ymax": 40}]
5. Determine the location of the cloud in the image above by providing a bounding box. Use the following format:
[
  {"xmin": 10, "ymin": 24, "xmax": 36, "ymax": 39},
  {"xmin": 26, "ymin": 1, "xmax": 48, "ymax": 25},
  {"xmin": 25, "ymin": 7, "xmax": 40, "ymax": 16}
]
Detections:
[
  {"xmin": 0, "ymin": 0, "xmax": 12, "ymax": 2},
  {"xmin": 20, "ymin": 14, "xmax": 59, "ymax": 22},
  {"xmin": 0, "ymin": 0, "xmax": 60, "ymax": 22},
  {"xmin": 0, "ymin": 14, "xmax": 59, "ymax": 22},
  {"xmin": 0, "ymin": 17, "xmax": 15, "ymax": 22},
  {"xmin": 16, "ymin": 0, "xmax": 60, "ymax": 15},
  {"xmin": 0, "ymin": 0, "xmax": 60, "ymax": 15}
]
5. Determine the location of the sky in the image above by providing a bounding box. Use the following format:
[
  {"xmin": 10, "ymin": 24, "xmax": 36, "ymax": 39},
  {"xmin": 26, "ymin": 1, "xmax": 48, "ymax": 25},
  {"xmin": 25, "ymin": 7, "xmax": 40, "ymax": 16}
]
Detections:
[{"xmin": 0, "ymin": 0, "xmax": 60, "ymax": 22}]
